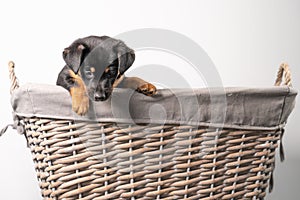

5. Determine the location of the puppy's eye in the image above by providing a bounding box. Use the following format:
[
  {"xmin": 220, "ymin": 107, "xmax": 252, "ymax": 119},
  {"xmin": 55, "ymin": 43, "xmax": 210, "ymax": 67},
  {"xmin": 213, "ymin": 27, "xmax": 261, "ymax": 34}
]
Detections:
[
  {"xmin": 109, "ymin": 67, "xmax": 118, "ymax": 75},
  {"xmin": 84, "ymin": 70, "xmax": 94, "ymax": 79},
  {"xmin": 104, "ymin": 66, "xmax": 117, "ymax": 78},
  {"xmin": 83, "ymin": 66, "xmax": 95, "ymax": 79}
]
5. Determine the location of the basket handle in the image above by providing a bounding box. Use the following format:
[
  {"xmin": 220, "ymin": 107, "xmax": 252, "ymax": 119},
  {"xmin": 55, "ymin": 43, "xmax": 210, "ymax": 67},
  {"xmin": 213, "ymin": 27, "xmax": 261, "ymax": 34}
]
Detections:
[
  {"xmin": 274, "ymin": 63, "xmax": 292, "ymax": 87},
  {"xmin": 1, "ymin": 61, "xmax": 25, "ymax": 138},
  {"xmin": 8, "ymin": 61, "xmax": 19, "ymax": 94}
]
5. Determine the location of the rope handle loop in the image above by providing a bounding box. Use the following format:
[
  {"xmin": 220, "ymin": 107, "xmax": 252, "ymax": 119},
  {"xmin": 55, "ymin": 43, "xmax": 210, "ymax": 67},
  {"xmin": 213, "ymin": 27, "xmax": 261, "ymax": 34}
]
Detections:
[
  {"xmin": 8, "ymin": 61, "xmax": 19, "ymax": 94},
  {"xmin": 1, "ymin": 62, "xmax": 26, "ymax": 139},
  {"xmin": 274, "ymin": 63, "xmax": 292, "ymax": 87}
]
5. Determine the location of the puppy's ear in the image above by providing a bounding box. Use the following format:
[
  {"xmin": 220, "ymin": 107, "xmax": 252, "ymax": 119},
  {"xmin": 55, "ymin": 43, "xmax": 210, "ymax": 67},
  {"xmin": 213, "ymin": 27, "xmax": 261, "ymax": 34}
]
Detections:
[
  {"xmin": 63, "ymin": 44, "xmax": 86, "ymax": 74},
  {"xmin": 115, "ymin": 42, "xmax": 135, "ymax": 75}
]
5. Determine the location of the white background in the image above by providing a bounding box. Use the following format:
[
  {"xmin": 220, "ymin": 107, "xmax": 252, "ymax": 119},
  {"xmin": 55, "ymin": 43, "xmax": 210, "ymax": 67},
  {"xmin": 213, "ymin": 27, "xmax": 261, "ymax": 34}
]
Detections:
[{"xmin": 0, "ymin": 0, "xmax": 299, "ymax": 199}]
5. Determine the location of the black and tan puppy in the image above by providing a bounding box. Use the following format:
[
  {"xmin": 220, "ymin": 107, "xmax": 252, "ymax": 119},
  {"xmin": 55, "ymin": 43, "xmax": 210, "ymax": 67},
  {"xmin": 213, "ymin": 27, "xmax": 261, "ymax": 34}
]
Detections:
[{"xmin": 57, "ymin": 36, "xmax": 156, "ymax": 115}]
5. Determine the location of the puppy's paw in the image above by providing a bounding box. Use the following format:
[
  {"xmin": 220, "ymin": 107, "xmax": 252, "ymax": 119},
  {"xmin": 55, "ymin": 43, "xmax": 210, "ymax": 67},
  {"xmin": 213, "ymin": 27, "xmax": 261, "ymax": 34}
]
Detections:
[
  {"xmin": 137, "ymin": 83, "xmax": 157, "ymax": 96},
  {"xmin": 68, "ymin": 70, "xmax": 89, "ymax": 115},
  {"xmin": 72, "ymin": 92, "xmax": 89, "ymax": 116}
]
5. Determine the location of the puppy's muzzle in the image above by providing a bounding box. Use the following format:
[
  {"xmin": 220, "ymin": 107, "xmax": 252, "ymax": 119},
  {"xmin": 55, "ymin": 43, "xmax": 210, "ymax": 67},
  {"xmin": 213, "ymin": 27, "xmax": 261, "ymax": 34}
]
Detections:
[{"xmin": 94, "ymin": 91, "xmax": 109, "ymax": 101}]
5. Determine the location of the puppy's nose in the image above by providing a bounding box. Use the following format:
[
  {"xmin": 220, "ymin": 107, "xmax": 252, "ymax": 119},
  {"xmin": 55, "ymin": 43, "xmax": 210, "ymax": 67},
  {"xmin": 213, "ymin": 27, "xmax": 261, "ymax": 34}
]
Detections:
[{"xmin": 94, "ymin": 92, "xmax": 106, "ymax": 101}]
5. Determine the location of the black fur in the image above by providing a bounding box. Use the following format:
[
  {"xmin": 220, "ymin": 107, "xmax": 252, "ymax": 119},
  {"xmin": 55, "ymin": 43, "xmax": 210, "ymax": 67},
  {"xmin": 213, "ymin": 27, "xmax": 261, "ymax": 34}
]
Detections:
[{"xmin": 57, "ymin": 35, "xmax": 135, "ymax": 101}]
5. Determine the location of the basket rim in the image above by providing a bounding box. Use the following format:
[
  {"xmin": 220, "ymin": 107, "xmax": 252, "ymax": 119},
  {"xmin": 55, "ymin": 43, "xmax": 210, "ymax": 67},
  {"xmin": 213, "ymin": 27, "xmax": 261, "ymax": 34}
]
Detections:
[{"xmin": 11, "ymin": 83, "xmax": 297, "ymax": 131}]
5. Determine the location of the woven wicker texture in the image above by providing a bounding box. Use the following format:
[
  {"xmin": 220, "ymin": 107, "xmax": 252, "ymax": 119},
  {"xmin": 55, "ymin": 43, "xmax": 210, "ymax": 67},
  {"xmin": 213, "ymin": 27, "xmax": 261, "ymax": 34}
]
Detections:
[
  {"xmin": 6, "ymin": 62, "xmax": 295, "ymax": 199},
  {"xmin": 22, "ymin": 118, "xmax": 280, "ymax": 200}
]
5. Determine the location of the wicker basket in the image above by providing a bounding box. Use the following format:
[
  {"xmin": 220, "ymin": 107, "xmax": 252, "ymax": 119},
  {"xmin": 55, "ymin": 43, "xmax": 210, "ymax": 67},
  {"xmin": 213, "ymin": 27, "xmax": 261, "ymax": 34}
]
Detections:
[{"xmin": 3, "ymin": 62, "xmax": 297, "ymax": 200}]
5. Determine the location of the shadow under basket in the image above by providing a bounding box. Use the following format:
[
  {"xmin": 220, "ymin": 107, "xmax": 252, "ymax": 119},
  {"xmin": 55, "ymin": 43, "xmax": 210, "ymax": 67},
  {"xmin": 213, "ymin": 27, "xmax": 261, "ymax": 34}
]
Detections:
[{"xmin": 5, "ymin": 62, "xmax": 297, "ymax": 200}]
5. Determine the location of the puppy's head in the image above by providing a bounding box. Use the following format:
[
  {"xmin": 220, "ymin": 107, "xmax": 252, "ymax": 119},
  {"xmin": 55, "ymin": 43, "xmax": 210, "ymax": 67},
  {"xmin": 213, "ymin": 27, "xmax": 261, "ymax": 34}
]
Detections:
[{"xmin": 63, "ymin": 36, "xmax": 135, "ymax": 101}]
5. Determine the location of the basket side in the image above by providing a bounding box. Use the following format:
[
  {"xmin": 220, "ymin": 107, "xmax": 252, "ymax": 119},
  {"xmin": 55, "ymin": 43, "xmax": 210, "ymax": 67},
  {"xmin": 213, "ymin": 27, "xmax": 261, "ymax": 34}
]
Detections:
[{"xmin": 21, "ymin": 116, "xmax": 281, "ymax": 199}]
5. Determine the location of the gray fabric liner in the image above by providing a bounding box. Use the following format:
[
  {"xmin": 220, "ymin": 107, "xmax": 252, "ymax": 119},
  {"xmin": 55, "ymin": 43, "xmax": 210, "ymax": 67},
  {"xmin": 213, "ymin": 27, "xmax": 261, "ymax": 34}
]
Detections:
[{"xmin": 11, "ymin": 83, "xmax": 297, "ymax": 130}]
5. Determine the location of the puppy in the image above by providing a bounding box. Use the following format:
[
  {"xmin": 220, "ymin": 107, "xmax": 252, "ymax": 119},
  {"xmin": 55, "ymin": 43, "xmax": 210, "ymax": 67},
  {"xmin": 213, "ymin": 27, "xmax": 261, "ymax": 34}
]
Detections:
[{"xmin": 57, "ymin": 35, "xmax": 156, "ymax": 115}]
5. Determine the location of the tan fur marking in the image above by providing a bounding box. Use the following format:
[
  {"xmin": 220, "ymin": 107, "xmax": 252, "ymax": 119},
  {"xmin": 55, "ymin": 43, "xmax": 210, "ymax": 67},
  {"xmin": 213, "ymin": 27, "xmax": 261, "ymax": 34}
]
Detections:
[
  {"xmin": 112, "ymin": 75, "xmax": 125, "ymax": 88},
  {"xmin": 69, "ymin": 70, "xmax": 89, "ymax": 115},
  {"xmin": 105, "ymin": 67, "xmax": 110, "ymax": 73},
  {"xmin": 137, "ymin": 82, "xmax": 157, "ymax": 96},
  {"xmin": 90, "ymin": 67, "xmax": 95, "ymax": 73}
]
